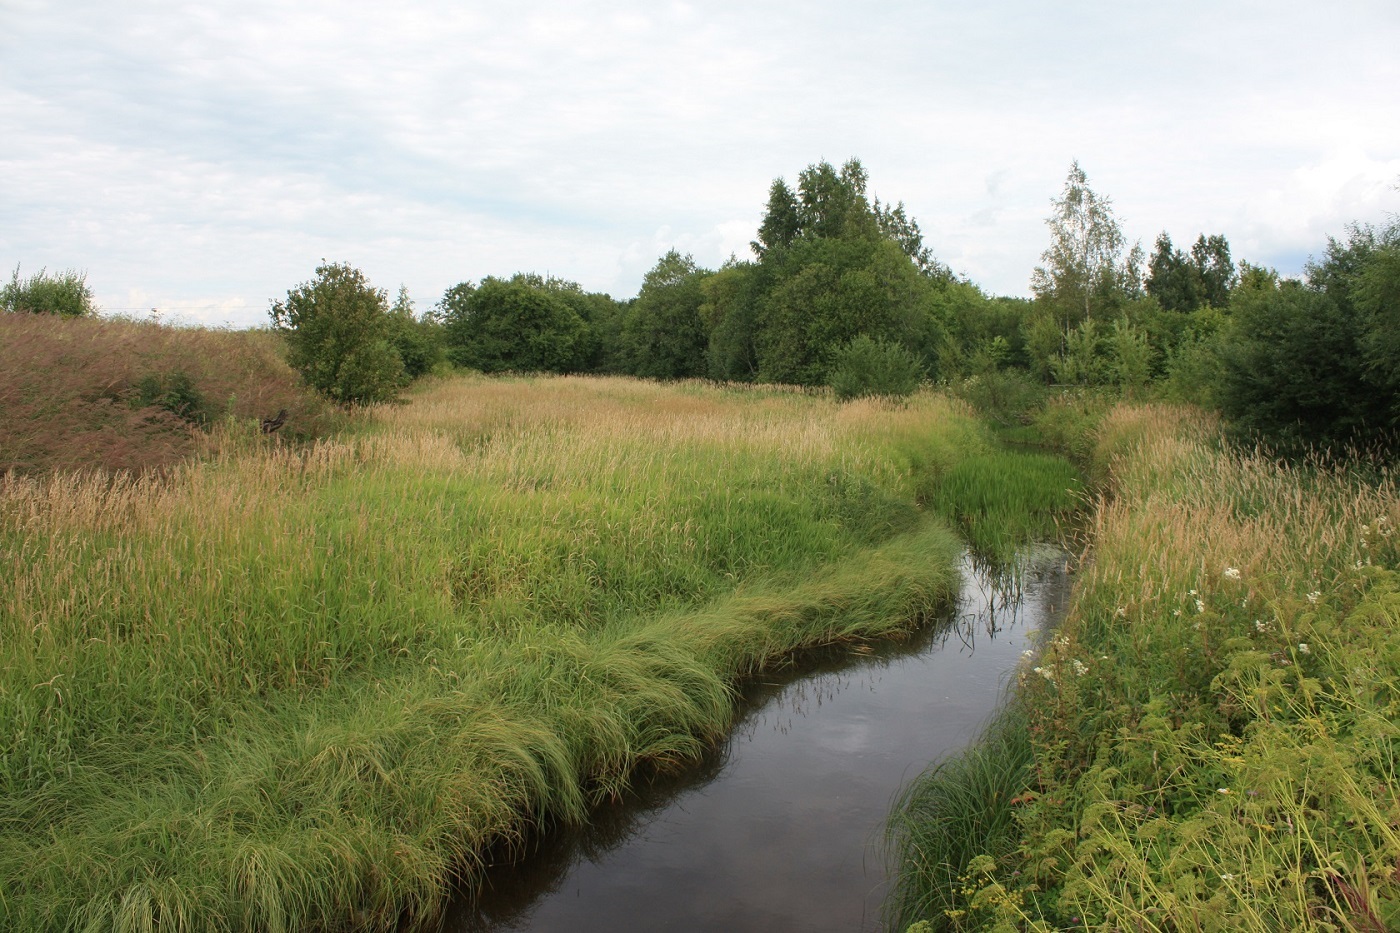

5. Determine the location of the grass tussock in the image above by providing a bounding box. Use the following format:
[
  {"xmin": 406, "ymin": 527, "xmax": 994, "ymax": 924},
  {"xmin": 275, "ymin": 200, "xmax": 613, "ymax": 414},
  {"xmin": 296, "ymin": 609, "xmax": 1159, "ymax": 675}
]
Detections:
[
  {"xmin": 0, "ymin": 314, "xmax": 335, "ymax": 475},
  {"xmin": 887, "ymin": 402, "xmax": 1400, "ymax": 932},
  {"xmin": 2, "ymin": 373, "xmax": 989, "ymax": 932}
]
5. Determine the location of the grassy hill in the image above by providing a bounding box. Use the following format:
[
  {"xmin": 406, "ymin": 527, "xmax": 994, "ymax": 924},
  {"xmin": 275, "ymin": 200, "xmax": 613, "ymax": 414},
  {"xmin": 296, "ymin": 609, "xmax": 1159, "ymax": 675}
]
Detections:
[{"xmin": 0, "ymin": 314, "xmax": 335, "ymax": 475}]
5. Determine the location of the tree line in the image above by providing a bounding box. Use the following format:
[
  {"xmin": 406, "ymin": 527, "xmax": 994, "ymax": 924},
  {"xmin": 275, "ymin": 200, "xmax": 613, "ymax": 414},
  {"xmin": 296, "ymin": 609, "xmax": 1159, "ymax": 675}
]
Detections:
[{"xmin": 10, "ymin": 159, "xmax": 1397, "ymax": 452}]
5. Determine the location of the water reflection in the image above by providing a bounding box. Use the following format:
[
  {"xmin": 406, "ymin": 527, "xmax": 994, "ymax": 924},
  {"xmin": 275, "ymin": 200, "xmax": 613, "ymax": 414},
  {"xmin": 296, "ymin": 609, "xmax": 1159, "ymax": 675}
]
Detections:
[{"xmin": 443, "ymin": 550, "xmax": 1070, "ymax": 933}]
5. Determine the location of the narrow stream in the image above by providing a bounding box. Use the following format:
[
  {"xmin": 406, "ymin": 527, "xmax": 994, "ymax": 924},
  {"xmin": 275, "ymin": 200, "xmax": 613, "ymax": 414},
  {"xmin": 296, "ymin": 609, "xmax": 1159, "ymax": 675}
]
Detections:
[{"xmin": 442, "ymin": 550, "xmax": 1071, "ymax": 932}]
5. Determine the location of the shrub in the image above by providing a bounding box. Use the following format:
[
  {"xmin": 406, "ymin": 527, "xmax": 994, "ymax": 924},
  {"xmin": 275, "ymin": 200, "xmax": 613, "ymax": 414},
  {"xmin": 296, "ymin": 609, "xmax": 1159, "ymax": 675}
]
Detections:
[
  {"xmin": 133, "ymin": 371, "xmax": 210, "ymax": 426},
  {"xmin": 827, "ymin": 334, "xmax": 923, "ymax": 401},
  {"xmin": 953, "ymin": 368, "xmax": 1046, "ymax": 428},
  {"xmin": 270, "ymin": 263, "xmax": 405, "ymax": 404},
  {"xmin": 2, "ymin": 265, "xmax": 96, "ymax": 316}
]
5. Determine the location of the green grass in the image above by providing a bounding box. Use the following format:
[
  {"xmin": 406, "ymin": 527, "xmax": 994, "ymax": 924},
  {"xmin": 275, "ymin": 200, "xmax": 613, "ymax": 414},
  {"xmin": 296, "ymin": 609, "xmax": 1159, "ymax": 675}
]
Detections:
[
  {"xmin": 1, "ymin": 375, "xmax": 989, "ymax": 932},
  {"xmin": 925, "ymin": 450, "xmax": 1082, "ymax": 565},
  {"xmin": 883, "ymin": 710, "xmax": 1036, "ymax": 932},
  {"xmin": 887, "ymin": 402, "xmax": 1400, "ymax": 933}
]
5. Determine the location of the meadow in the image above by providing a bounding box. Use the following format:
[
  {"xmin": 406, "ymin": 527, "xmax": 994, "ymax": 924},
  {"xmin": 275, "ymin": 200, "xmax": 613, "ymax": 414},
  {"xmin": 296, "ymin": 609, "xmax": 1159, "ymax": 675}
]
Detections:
[
  {"xmin": 886, "ymin": 404, "xmax": 1400, "ymax": 932},
  {"xmin": 0, "ymin": 372, "xmax": 1077, "ymax": 932}
]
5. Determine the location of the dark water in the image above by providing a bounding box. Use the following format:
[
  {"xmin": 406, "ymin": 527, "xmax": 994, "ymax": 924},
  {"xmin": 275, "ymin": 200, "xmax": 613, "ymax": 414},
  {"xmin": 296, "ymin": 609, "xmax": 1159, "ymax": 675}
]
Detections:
[{"xmin": 442, "ymin": 550, "xmax": 1072, "ymax": 933}]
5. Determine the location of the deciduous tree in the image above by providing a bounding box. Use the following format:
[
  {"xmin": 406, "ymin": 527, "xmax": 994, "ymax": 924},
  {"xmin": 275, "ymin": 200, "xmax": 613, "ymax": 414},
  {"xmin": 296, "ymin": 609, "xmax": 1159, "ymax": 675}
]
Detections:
[
  {"xmin": 1031, "ymin": 162, "xmax": 1142, "ymax": 324},
  {"xmin": 270, "ymin": 262, "xmax": 404, "ymax": 404}
]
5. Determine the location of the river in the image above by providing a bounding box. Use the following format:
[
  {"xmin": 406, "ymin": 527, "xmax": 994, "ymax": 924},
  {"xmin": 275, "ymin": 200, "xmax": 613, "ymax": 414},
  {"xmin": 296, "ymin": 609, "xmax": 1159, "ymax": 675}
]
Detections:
[{"xmin": 441, "ymin": 549, "xmax": 1071, "ymax": 932}]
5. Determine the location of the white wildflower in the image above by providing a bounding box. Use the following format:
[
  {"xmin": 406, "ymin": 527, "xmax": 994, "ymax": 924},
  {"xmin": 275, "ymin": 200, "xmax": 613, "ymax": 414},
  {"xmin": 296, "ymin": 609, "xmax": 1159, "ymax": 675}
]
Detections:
[
  {"xmin": 1254, "ymin": 620, "xmax": 1269, "ymax": 633},
  {"xmin": 1298, "ymin": 643, "xmax": 1310, "ymax": 655},
  {"xmin": 1224, "ymin": 567, "xmax": 1241, "ymax": 580},
  {"xmin": 1195, "ymin": 599, "xmax": 1206, "ymax": 613},
  {"xmin": 1307, "ymin": 591, "xmax": 1321, "ymax": 604},
  {"xmin": 1220, "ymin": 873, "xmax": 1235, "ymax": 882},
  {"xmin": 1072, "ymin": 659, "xmax": 1088, "ymax": 677}
]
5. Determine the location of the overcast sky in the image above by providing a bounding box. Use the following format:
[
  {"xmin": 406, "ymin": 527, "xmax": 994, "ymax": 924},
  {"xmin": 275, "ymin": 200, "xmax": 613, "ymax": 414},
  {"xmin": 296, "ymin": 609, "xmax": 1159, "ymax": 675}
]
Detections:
[{"xmin": 3, "ymin": 1, "xmax": 1398, "ymax": 328}]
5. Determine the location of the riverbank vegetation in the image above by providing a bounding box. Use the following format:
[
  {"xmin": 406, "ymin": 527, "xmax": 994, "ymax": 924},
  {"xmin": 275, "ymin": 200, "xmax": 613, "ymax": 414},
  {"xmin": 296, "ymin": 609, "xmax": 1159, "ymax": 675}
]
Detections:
[
  {"xmin": 0, "ymin": 374, "xmax": 1029, "ymax": 932},
  {"xmin": 886, "ymin": 403, "xmax": 1400, "ymax": 932}
]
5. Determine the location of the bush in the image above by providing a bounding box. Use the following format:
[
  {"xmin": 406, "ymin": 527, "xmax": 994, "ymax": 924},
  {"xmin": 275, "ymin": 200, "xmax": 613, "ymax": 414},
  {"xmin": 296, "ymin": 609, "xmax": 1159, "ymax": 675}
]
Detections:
[
  {"xmin": 827, "ymin": 334, "xmax": 923, "ymax": 401},
  {"xmin": 3, "ymin": 265, "xmax": 96, "ymax": 316},
  {"xmin": 270, "ymin": 263, "xmax": 405, "ymax": 404},
  {"xmin": 133, "ymin": 371, "xmax": 210, "ymax": 426},
  {"xmin": 953, "ymin": 368, "xmax": 1046, "ymax": 428}
]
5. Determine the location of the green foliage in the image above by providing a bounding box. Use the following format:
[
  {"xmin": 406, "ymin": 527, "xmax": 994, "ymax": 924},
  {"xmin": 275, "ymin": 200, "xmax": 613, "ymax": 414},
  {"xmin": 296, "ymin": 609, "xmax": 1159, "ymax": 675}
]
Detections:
[
  {"xmin": 717, "ymin": 159, "xmax": 952, "ymax": 387},
  {"xmin": 953, "ymin": 369, "xmax": 1047, "ymax": 430},
  {"xmin": 1354, "ymin": 229, "xmax": 1400, "ymax": 428},
  {"xmin": 385, "ymin": 286, "xmax": 447, "ymax": 379},
  {"xmin": 1049, "ymin": 318, "xmax": 1106, "ymax": 386},
  {"xmin": 438, "ymin": 273, "xmax": 588, "ymax": 374},
  {"xmin": 1161, "ymin": 304, "xmax": 1228, "ymax": 406},
  {"xmin": 988, "ymin": 405, "xmax": 1400, "ymax": 931},
  {"xmin": 621, "ymin": 251, "xmax": 711, "ymax": 379},
  {"xmin": 133, "ymin": 371, "xmax": 210, "ymax": 425},
  {"xmin": 885, "ymin": 713, "xmax": 1036, "ymax": 933},
  {"xmin": 758, "ymin": 234, "xmax": 941, "ymax": 386},
  {"xmin": 752, "ymin": 178, "xmax": 802, "ymax": 259},
  {"xmin": 1146, "ymin": 232, "xmax": 1236, "ymax": 312},
  {"xmin": 1105, "ymin": 317, "xmax": 1152, "ymax": 391},
  {"xmin": 827, "ymin": 334, "xmax": 924, "ymax": 401},
  {"xmin": 270, "ymin": 262, "xmax": 406, "ymax": 404},
  {"xmin": 940, "ymin": 291, "xmax": 1030, "ymax": 380},
  {"xmin": 3, "ymin": 264, "xmax": 96, "ymax": 316},
  {"xmin": 1215, "ymin": 229, "xmax": 1395, "ymax": 451},
  {"xmin": 700, "ymin": 259, "xmax": 764, "ymax": 381},
  {"xmin": 1030, "ymin": 161, "xmax": 1143, "ymax": 325}
]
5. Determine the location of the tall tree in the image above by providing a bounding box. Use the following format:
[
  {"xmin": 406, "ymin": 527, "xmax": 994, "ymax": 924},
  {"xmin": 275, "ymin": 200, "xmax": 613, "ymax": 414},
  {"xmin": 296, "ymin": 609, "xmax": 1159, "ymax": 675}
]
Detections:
[
  {"xmin": 621, "ymin": 251, "xmax": 711, "ymax": 379},
  {"xmin": 1146, "ymin": 233, "xmax": 1200, "ymax": 312},
  {"xmin": 752, "ymin": 179, "xmax": 801, "ymax": 259},
  {"xmin": 1191, "ymin": 234, "xmax": 1236, "ymax": 308},
  {"xmin": 1031, "ymin": 161, "xmax": 1142, "ymax": 324}
]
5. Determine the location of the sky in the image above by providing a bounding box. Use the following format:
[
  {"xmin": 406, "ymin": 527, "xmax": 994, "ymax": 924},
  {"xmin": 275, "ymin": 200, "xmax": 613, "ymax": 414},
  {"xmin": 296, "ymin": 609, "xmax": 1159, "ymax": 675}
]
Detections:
[{"xmin": 3, "ymin": 0, "xmax": 1399, "ymax": 329}]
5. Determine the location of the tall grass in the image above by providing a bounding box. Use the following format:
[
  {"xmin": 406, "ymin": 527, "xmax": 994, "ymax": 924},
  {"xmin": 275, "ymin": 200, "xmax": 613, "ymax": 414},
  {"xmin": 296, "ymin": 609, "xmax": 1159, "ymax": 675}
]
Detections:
[
  {"xmin": 0, "ymin": 314, "xmax": 334, "ymax": 475},
  {"xmin": 889, "ymin": 402, "xmax": 1400, "ymax": 932},
  {"xmin": 924, "ymin": 451, "xmax": 1081, "ymax": 564},
  {"xmin": 2, "ymin": 374, "xmax": 987, "ymax": 931}
]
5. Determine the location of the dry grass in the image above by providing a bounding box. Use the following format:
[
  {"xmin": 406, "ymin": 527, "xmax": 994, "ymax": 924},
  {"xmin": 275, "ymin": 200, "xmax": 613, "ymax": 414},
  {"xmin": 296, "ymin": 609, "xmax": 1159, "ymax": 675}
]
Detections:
[{"xmin": 0, "ymin": 314, "xmax": 334, "ymax": 474}]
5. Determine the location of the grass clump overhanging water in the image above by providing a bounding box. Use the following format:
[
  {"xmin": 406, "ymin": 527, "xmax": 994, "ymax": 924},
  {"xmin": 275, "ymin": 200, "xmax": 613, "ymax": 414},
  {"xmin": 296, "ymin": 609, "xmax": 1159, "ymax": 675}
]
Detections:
[
  {"xmin": 1, "ymin": 373, "xmax": 991, "ymax": 932},
  {"xmin": 886, "ymin": 402, "xmax": 1400, "ymax": 933}
]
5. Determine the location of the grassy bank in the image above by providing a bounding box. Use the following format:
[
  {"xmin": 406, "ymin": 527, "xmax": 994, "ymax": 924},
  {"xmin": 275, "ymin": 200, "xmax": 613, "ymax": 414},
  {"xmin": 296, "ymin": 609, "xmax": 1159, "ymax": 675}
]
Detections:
[
  {"xmin": 886, "ymin": 403, "xmax": 1400, "ymax": 932},
  {"xmin": 0, "ymin": 314, "xmax": 334, "ymax": 475},
  {"xmin": 2, "ymin": 374, "xmax": 1004, "ymax": 932}
]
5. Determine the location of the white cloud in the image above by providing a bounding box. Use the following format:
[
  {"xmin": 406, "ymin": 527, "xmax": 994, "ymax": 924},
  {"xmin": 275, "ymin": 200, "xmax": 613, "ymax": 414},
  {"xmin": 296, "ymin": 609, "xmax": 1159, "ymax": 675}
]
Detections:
[{"xmin": 2, "ymin": 0, "xmax": 1398, "ymax": 325}]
